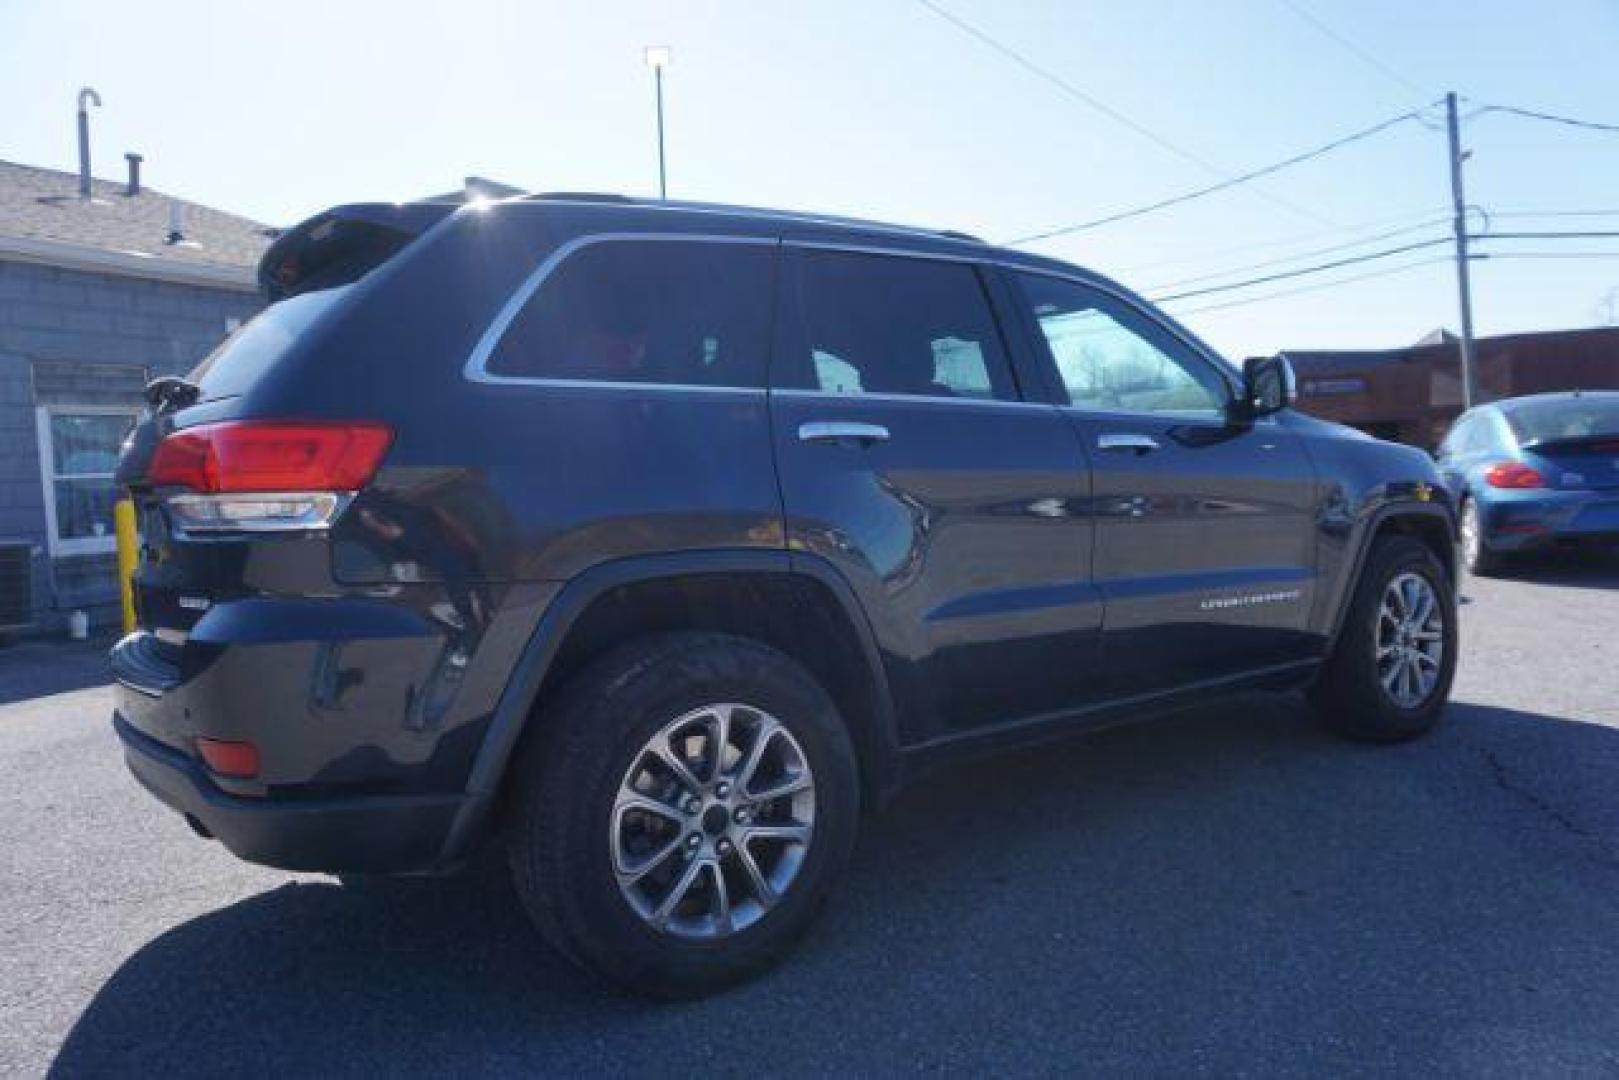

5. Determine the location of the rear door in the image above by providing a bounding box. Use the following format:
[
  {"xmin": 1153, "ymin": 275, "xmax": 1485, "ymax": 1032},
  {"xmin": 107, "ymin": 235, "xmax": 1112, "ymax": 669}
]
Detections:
[
  {"xmin": 769, "ymin": 244, "xmax": 1101, "ymax": 742},
  {"xmin": 1006, "ymin": 271, "xmax": 1320, "ymax": 698}
]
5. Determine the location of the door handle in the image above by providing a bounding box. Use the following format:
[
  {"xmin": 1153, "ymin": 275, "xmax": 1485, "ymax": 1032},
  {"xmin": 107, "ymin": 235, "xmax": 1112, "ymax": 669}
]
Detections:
[
  {"xmin": 1097, "ymin": 432, "xmax": 1160, "ymax": 454},
  {"xmin": 798, "ymin": 421, "xmax": 890, "ymax": 446}
]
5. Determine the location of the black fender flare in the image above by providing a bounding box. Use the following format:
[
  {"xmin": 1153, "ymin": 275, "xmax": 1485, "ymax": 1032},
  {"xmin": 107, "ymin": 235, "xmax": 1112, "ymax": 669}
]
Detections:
[
  {"xmin": 1324, "ymin": 499, "xmax": 1457, "ymax": 654},
  {"xmin": 439, "ymin": 549, "xmax": 899, "ymax": 862}
]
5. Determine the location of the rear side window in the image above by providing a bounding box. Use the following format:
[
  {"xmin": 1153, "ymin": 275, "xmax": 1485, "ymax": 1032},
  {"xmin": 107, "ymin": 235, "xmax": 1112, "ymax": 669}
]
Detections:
[
  {"xmin": 485, "ymin": 240, "xmax": 774, "ymax": 388},
  {"xmin": 780, "ymin": 250, "xmax": 1017, "ymax": 401}
]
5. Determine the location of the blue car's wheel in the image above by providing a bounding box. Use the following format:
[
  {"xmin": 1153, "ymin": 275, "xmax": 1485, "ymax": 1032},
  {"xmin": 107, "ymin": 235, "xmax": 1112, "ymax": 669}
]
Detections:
[{"xmin": 1459, "ymin": 497, "xmax": 1503, "ymax": 576}]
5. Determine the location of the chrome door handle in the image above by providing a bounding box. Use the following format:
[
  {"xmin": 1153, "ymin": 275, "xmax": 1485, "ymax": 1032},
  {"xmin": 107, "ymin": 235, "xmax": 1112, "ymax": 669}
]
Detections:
[
  {"xmin": 798, "ymin": 421, "xmax": 890, "ymax": 446},
  {"xmin": 1097, "ymin": 432, "xmax": 1160, "ymax": 454}
]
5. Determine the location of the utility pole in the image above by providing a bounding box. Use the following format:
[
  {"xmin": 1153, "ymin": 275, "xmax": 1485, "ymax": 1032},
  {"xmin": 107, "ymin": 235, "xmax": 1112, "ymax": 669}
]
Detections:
[{"xmin": 1445, "ymin": 91, "xmax": 1479, "ymax": 409}]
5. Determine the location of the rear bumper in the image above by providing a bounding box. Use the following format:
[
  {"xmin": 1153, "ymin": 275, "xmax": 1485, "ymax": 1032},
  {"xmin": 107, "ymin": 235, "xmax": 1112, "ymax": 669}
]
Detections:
[
  {"xmin": 1478, "ymin": 491, "xmax": 1619, "ymax": 552},
  {"xmin": 114, "ymin": 713, "xmax": 469, "ymax": 873}
]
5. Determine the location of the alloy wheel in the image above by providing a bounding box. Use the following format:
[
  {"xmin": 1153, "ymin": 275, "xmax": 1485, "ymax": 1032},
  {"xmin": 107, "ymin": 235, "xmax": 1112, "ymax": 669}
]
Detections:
[
  {"xmin": 1375, "ymin": 571, "xmax": 1445, "ymax": 709},
  {"xmin": 611, "ymin": 704, "xmax": 815, "ymax": 939}
]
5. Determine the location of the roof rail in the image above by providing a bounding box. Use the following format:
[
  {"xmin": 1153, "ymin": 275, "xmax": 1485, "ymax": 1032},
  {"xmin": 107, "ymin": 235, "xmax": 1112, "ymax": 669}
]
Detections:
[{"xmin": 525, "ymin": 191, "xmax": 635, "ymax": 204}]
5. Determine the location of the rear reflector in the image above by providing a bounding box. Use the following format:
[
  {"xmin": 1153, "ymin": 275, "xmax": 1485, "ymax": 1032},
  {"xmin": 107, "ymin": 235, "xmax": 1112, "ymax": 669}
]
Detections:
[
  {"xmin": 196, "ymin": 737, "xmax": 260, "ymax": 779},
  {"xmin": 1484, "ymin": 462, "xmax": 1545, "ymax": 489},
  {"xmin": 147, "ymin": 420, "xmax": 393, "ymax": 493}
]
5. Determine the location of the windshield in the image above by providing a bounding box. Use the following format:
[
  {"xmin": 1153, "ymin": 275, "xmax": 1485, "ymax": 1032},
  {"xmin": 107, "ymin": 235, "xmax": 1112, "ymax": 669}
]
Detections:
[
  {"xmin": 1501, "ymin": 396, "xmax": 1619, "ymax": 445},
  {"xmin": 187, "ymin": 286, "xmax": 353, "ymax": 401}
]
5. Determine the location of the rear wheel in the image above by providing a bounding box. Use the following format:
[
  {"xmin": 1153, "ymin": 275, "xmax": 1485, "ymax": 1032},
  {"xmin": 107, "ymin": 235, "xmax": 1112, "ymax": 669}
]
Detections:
[
  {"xmin": 507, "ymin": 632, "xmax": 859, "ymax": 998},
  {"xmin": 1459, "ymin": 497, "xmax": 1503, "ymax": 576},
  {"xmin": 1311, "ymin": 535, "xmax": 1457, "ymax": 742}
]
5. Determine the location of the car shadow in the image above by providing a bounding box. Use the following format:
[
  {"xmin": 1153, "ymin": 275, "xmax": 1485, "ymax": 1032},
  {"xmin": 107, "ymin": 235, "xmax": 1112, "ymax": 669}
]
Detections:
[
  {"xmin": 50, "ymin": 696, "xmax": 1619, "ymax": 1075},
  {"xmin": 1483, "ymin": 547, "xmax": 1619, "ymax": 590}
]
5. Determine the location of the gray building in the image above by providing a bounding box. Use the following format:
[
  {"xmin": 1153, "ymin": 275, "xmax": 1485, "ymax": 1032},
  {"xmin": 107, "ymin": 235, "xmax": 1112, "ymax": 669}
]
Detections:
[{"xmin": 0, "ymin": 157, "xmax": 272, "ymax": 634}]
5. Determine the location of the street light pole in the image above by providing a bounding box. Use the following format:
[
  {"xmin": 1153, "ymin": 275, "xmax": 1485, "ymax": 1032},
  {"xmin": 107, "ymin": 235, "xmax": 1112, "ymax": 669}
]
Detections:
[{"xmin": 644, "ymin": 46, "xmax": 671, "ymax": 199}]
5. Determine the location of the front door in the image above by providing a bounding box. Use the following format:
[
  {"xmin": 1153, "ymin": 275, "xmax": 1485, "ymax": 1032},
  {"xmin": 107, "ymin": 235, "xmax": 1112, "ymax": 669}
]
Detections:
[
  {"xmin": 769, "ymin": 244, "xmax": 1103, "ymax": 742},
  {"xmin": 1006, "ymin": 271, "xmax": 1320, "ymax": 698}
]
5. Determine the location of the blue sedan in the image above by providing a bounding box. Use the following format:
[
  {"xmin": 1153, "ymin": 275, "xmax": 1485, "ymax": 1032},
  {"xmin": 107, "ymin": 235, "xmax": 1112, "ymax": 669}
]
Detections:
[{"xmin": 1436, "ymin": 391, "xmax": 1619, "ymax": 574}]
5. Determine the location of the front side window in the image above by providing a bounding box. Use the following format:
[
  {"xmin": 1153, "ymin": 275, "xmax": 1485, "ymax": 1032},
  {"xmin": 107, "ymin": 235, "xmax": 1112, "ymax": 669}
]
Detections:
[
  {"xmin": 1015, "ymin": 273, "xmax": 1230, "ymax": 416},
  {"xmin": 780, "ymin": 250, "xmax": 1017, "ymax": 401},
  {"xmin": 485, "ymin": 240, "xmax": 774, "ymax": 388},
  {"xmin": 38, "ymin": 409, "xmax": 138, "ymax": 554}
]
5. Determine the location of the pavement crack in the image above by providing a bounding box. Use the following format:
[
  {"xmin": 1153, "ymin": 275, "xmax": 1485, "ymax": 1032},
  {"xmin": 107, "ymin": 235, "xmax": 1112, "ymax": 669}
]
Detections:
[{"xmin": 1473, "ymin": 742, "xmax": 1619, "ymax": 868}]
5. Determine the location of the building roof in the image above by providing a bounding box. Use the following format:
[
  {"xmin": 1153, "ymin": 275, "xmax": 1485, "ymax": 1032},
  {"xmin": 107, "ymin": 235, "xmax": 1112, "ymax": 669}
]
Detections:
[{"xmin": 0, "ymin": 159, "xmax": 275, "ymax": 288}]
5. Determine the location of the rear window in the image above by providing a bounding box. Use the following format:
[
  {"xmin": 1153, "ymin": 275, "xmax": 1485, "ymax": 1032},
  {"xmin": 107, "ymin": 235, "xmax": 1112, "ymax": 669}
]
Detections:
[
  {"xmin": 188, "ymin": 286, "xmax": 352, "ymax": 401},
  {"xmin": 1502, "ymin": 397, "xmax": 1619, "ymax": 445},
  {"xmin": 484, "ymin": 240, "xmax": 774, "ymax": 388}
]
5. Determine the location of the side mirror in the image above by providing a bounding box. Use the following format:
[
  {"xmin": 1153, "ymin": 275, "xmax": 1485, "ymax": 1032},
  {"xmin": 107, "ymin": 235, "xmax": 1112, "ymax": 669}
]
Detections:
[{"xmin": 1232, "ymin": 355, "xmax": 1297, "ymax": 424}]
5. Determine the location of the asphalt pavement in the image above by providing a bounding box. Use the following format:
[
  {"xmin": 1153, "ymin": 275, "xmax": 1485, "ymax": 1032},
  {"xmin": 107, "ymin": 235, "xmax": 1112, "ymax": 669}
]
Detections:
[{"xmin": 3, "ymin": 553, "xmax": 1618, "ymax": 1076}]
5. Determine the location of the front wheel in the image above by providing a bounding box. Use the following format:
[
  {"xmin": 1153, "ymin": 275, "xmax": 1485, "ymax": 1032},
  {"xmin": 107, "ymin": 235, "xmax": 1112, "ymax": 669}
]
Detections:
[
  {"xmin": 507, "ymin": 632, "xmax": 860, "ymax": 998},
  {"xmin": 1311, "ymin": 535, "xmax": 1457, "ymax": 742}
]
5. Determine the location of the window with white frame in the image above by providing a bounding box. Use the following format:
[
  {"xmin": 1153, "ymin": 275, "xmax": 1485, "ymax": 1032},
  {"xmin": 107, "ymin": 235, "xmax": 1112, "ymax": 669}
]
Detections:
[{"xmin": 36, "ymin": 407, "xmax": 139, "ymax": 555}]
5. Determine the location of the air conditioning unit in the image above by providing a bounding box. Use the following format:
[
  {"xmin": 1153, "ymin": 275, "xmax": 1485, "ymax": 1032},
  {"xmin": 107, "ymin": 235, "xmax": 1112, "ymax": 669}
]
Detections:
[{"xmin": 0, "ymin": 543, "xmax": 33, "ymax": 630}]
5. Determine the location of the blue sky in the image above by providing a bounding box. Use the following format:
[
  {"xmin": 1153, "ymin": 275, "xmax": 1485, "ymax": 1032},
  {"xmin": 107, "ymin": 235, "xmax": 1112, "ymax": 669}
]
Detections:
[{"xmin": 3, "ymin": 0, "xmax": 1618, "ymax": 358}]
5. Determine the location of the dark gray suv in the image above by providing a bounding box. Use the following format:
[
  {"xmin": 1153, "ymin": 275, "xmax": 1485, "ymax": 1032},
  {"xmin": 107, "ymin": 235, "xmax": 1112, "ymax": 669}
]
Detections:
[{"xmin": 111, "ymin": 194, "xmax": 1458, "ymax": 997}]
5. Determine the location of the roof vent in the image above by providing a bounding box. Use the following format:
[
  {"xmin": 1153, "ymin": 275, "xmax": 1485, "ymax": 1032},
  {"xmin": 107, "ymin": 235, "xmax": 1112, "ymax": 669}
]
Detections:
[
  {"xmin": 124, "ymin": 153, "xmax": 143, "ymax": 197},
  {"xmin": 165, "ymin": 202, "xmax": 197, "ymax": 247}
]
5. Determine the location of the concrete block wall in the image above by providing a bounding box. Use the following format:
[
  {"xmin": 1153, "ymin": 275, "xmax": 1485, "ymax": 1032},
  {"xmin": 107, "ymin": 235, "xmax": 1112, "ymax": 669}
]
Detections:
[{"xmin": 0, "ymin": 259, "xmax": 263, "ymax": 634}]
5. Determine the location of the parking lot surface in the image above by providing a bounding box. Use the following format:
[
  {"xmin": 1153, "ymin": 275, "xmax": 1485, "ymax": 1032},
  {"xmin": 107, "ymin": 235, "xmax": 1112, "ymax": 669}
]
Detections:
[{"xmin": 4, "ymin": 555, "xmax": 1618, "ymax": 1077}]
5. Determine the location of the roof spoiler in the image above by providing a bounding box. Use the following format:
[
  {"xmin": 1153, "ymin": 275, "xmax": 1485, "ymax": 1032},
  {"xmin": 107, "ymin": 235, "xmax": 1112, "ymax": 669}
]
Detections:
[{"xmin": 258, "ymin": 202, "xmax": 454, "ymax": 301}]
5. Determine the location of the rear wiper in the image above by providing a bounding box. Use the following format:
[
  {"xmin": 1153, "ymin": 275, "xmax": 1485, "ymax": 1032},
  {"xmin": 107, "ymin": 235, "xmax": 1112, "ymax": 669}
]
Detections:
[{"xmin": 144, "ymin": 375, "xmax": 201, "ymax": 413}]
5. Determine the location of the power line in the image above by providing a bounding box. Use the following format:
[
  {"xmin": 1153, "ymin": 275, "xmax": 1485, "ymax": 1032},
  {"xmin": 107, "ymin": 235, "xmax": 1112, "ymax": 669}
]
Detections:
[
  {"xmin": 1114, "ymin": 206, "xmax": 1448, "ymax": 274},
  {"xmin": 1144, "ymin": 216, "xmax": 1451, "ymax": 292},
  {"xmin": 1474, "ymin": 102, "xmax": 1619, "ymax": 136},
  {"xmin": 1005, "ymin": 105, "xmax": 1434, "ymax": 244},
  {"xmin": 1473, "ymin": 230, "xmax": 1619, "ymax": 241},
  {"xmin": 1476, "ymin": 252, "xmax": 1619, "ymax": 261},
  {"xmin": 1150, "ymin": 237, "xmax": 1452, "ymax": 303},
  {"xmin": 1489, "ymin": 208, "xmax": 1619, "ymax": 220},
  {"xmin": 1278, "ymin": 0, "xmax": 1428, "ymax": 99},
  {"xmin": 1164, "ymin": 257, "xmax": 1450, "ymax": 317},
  {"xmin": 913, "ymin": 0, "xmax": 1336, "ymax": 229}
]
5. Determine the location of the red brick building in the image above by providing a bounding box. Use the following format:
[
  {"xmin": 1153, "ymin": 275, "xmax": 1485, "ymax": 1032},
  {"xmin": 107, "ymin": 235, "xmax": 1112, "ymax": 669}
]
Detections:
[{"xmin": 1285, "ymin": 326, "xmax": 1619, "ymax": 449}]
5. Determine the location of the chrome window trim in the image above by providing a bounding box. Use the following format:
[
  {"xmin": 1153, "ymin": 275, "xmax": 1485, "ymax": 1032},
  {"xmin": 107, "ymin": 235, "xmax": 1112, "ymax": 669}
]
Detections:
[
  {"xmin": 771, "ymin": 387, "xmax": 1053, "ymax": 412},
  {"xmin": 460, "ymin": 229, "xmax": 1246, "ymax": 419},
  {"xmin": 462, "ymin": 232, "xmax": 778, "ymax": 389}
]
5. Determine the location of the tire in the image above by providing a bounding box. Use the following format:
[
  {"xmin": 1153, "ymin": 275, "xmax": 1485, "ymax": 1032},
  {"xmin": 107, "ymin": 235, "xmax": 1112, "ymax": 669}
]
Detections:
[
  {"xmin": 506, "ymin": 632, "xmax": 860, "ymax": 999},
  {"xmin": 1311, "ymin": 535, "xmax": 1457, "ymax": 743},
  {"xmin": 1459, "ymin": 496, "xmax": 1503, "ymax": 576}
]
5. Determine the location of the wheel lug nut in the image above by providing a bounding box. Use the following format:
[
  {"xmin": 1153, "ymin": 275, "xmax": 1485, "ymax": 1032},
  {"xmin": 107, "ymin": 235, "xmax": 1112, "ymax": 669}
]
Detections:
[
  {"xmin": 717, "ymin": 838, "xmax": 733, "ymax": 856},
  {"xmin": 683, "ymin": 797, "xmax": 701, "ymax": 814},
  {"xmin": 715, "ymin": 782, "xmax": 731, "ymax": 798},
  {"xmin": 687, "ymin": 833, "xmax": 702, "ymax": 850},
  {"xmin": 734, "ymin": 806, "xmax": 751, "ymax": 824}
]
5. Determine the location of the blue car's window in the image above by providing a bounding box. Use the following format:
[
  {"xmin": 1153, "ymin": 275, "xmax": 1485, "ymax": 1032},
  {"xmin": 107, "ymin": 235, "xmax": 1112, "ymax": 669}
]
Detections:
[{"xmin": 1501, "ymin": 397, "xmax": 1619, "ymax": 446}]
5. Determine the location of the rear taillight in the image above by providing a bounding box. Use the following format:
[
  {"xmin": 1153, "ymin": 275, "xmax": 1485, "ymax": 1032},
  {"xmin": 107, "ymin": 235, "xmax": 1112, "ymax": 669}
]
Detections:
[
  {"xmin": 147, "ymin": 420, "xmax": 392, "ymax": 533},
  {"xmin": 148, "ymin": 420, "xmax": 393, "ymax": 492},
  {"xmin": 1483, "ymin": 462, "xmax": 1546, "ymax": 489}
]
